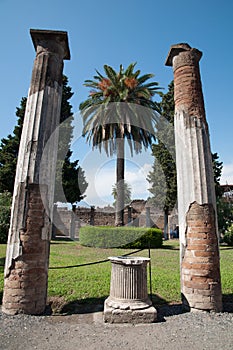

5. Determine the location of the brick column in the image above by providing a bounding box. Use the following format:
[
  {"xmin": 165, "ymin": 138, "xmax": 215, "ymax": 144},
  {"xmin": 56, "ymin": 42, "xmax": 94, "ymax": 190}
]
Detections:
[
  {"xmin": 2, "ymin": 29, "xmax": 70, "ymax": 315},
  {"xmin": 165, "ymin": 44, "xmax": 222, "ymax": 312}
]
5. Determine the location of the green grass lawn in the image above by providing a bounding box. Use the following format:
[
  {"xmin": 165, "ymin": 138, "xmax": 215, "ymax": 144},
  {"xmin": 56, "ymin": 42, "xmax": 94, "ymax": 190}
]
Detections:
[{"xmin": 0, "ymin": 239, "xmax": 232, "ymax": 312}]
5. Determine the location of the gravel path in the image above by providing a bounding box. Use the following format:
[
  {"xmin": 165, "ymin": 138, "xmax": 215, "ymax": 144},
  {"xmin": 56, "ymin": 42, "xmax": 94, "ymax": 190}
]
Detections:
[{"xmin": 1, "ymin": 304, "xmax": 233, "ymax": 350}]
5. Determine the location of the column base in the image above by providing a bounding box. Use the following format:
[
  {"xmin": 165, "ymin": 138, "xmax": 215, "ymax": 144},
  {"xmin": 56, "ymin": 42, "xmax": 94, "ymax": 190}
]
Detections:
[
  {"xmin": 103, "ymin": 300, "xmax": 157, "ymax": 323},
  {"xmin": 105, "ymin": 295, "xmax": 152, "ymax": 310}
]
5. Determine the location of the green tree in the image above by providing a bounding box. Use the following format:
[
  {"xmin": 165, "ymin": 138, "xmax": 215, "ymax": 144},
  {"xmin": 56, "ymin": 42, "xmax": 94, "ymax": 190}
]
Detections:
[
  {"xmin": 211, "ymin": 152, "xmax": 232, "ymax": 233},
  {"xmin": 0, "ymin": 191, "xmax": 12, "ymax": 243},
  {"xmin": 112, "ymin": 181, "xmax": 132, "ymax": 208},
  {"xmin": 0, "ymin": 97, "xmax": 26, "ymax": 193},
  {"xmin": 54, "ymin": 75, "xmax": 88, "ymax": 204},
  {"xmin": 217, "ymin": 198, "xmax": 233, "ymax": 234},
  {"xmin": 80, "ymin": 63, "xmax": 161, "ymax": 226},
  {"xmin": 0, "ymin": 75, "xmax": 88, "ymax": 204},
  {"xmin": 147, "ymin": 81, "xmax": 177, "ymax": 239},
  {"xmin": 212, "ymin": 152, "xmax": 223, "ymax": 198},
  {"xmin": 54, "ymin": 150, "xmax": 88, "ymax": 204}
]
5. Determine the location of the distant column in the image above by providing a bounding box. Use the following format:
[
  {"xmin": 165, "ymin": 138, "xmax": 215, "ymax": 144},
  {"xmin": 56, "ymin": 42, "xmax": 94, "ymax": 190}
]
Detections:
[
  {"xmin": 127, "ymin": 206, "xmax": 132, "ymax": 224},
  {"xmin": 2, "ymin": 29, "xmax": 70, "ymax": 315},
  {"xmin": 90, "ymin": 206, "xmax": 95, "ymax": 226},
  {"xmin": 146, "ymin": 206, "xmax": 151, "ymax": 227},
  {"xmin": 70, "ymin": 205, "xmax": 76, "ymax": 240},
  {"xmin": 165, "ymin": 44, "xmax": 222, "ymax": 312}
]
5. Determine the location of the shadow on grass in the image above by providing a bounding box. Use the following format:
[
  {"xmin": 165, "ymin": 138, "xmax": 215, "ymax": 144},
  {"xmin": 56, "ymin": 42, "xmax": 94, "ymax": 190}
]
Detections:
[
  {"xmin": 46, "ymin": 296, "xmax": 106, "ymax": 315},
  {"xmin": 223, "ymin": 293, "xmax": 233, "ymax": 312},
  {"xmin": 51, "ymin": 293, "xmax": 233, "ymax": 320},
  {"xmin": 49, "ymin": 293, "xmax": 186, "ymax": 322},
  {"xmin": 154, "ymin": 293, "xmax": 233, "ymax": 319},
  {"xmin": 50, "ymin": 236, "xmax": 74, "ymax": 244},
  {"xmin": 0, "ymin": 256, "xmax": 5, "ymax": 267},
  {"xmin": 160, "ymin": 245, "xmax": 179, "ymax": 251},
  {"xmin": 220, "ymin": 246, "xmax": 233, "ymax": 250}
]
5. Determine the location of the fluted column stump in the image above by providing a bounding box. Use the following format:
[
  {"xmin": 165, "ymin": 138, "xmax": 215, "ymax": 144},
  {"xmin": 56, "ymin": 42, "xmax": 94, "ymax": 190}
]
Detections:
[
  {"xmin": 2, "ymin": 29, "xmax": 70, "ymax": 315},
  {"xmin": 104, "ymin": 257, "xmax": 157, "ymax": 323},
  {"xmin": 165, "ymin": 43, "xmax": 222, "ymax": 312}
]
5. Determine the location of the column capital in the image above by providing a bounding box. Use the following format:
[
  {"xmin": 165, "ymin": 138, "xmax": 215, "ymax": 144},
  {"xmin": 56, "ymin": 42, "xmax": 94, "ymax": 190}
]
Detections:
[
  {"xmin": 30, "ymin": 29, "xmax": 70, "ymax": 60},
  {"xmin": 165, "ymin": 43, "xmax": 202, "ymax": 71}
]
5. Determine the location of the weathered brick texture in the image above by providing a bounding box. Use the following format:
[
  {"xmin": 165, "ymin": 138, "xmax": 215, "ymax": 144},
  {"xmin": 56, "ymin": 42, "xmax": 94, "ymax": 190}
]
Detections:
[
  {"xmin": 181, "ymin": 202, "xmax": 222, "ymax": 311},
  {"xmin": 174, "ymin": 66, "xmax": 205, "ymax": 119},
  {"xmin": 2, "ymin": 184, "xmax": 50, "ymax": 315}
]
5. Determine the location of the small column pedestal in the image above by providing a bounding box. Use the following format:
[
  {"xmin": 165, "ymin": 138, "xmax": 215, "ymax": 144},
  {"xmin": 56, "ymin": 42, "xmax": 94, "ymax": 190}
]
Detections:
[{"xmin": 104, "ymin": 257, "xmax": 157, "ymax": 323}]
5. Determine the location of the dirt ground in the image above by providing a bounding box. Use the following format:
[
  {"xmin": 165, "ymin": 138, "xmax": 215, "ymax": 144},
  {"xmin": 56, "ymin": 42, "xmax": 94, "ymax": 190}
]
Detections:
[{"xmin": 1, "ymin": 303, "xmax": 233, "ymax": 350}]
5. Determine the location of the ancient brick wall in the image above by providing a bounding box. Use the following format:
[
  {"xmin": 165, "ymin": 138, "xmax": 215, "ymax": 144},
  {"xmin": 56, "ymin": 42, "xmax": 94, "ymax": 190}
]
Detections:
[
  {"xmin": 53, "ymin": 200, "xmax": 178, "ymax": 238},
  {"xmin": 2, "ymin": 184, "xmax": 50, "ymax": 315},
  {"xmin": 181, "ymin": 202, "xmax": 222, "ymax": 311},
  {"xmin": 53, "ymin": 206, "xmax": 70, "ymax": 236}
]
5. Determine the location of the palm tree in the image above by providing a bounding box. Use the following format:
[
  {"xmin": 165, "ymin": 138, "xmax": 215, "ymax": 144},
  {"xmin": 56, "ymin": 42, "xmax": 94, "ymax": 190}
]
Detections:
[
  {"xmin": 79, "ymin": 63, "xmax": 161, "ymax": 226},
  {"xmin": 112, "ymin": 181, "xmax": 132, "ymax": 208}
]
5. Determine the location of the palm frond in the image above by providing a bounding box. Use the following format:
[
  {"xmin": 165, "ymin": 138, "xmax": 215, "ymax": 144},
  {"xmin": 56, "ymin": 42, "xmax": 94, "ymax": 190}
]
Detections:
[
  {"xmin": 80, "ymin": 63, "xmax": 162, "ymax": 158},
  {"xmin": 133, "ymin": 69, "xmax": 141, "ymax": 78},
  {"xmin": 136, "ymin": 88, "xmax": 152, "ymax": 100},
  {"xmin": 124, "ymin": 62, "xmax": 137, "ymax": 76},
  {"xmin": 104, "ymin": 65, "xmax": 118, "ymax": 85},
  {"xmin": 143, "ymin": 82, "xmax": 160, "ymax": 88},
  {"xmin": 83, "ymin": 81, "xmax": 100, "ymax": 89},
  {"xmin": 119, "ymin": 64, "xmax": 124, "ymax": 75},
  {"xmin": 137, "ymin": 73, "xmax": 155, "ymax": 85},
  {"xmin": 95, "ymin": 69, "xmax": 105, "ymax": 80}
]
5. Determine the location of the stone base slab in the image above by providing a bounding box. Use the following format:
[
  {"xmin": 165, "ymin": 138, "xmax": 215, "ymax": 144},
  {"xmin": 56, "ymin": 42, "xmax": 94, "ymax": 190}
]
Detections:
[{"xmin": 103, "ymin": 301, "xmax": 157, "ymax": 323}]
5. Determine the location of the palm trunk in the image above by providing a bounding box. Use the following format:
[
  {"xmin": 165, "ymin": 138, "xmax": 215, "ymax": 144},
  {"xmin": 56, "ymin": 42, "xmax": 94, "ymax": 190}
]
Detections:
[{"xmin": 115, "ymin": 137, "xmax": 125, "ymax": 226}]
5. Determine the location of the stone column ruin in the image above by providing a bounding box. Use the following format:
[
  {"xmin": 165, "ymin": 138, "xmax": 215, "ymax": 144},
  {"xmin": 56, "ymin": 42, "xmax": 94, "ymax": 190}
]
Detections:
[
  {"xmin": 104, "ymin": 256, "xmax": 157, "ymax": 323},
  {"xmin": 165, "ymin": 43, "xmax": 222, "ymax": 312},
  {"xmin": 2, "ymin": 29, "xmax": 70, "ymax": 315}
]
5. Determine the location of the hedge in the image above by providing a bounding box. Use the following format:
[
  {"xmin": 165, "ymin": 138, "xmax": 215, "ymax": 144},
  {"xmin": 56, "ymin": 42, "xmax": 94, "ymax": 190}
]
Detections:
[
  {"xmin": 0, "ymin": 191, "xmax": 12, "ymax": 244},
  {"xmin": 79, "ymin": 226, "xmax": 163, "ymax": 249}
]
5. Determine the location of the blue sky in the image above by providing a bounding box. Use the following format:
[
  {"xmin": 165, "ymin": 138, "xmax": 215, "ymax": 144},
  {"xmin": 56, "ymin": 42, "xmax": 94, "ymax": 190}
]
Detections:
[{"xmin": 0, "ymin": 0, "xmax": 232, "ymax": 206}]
